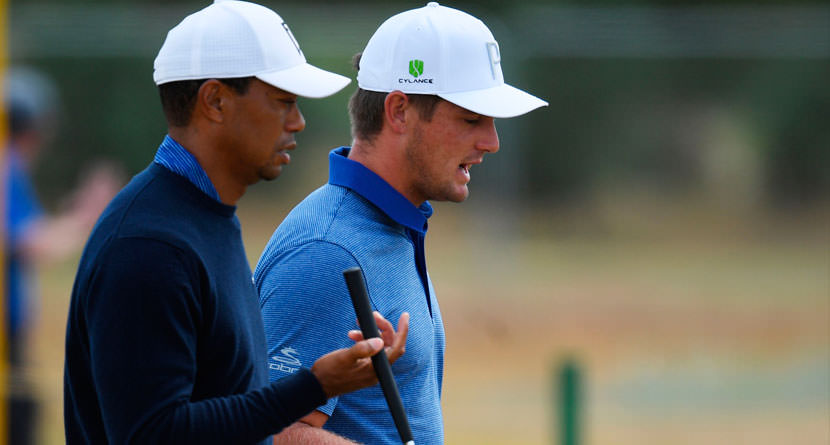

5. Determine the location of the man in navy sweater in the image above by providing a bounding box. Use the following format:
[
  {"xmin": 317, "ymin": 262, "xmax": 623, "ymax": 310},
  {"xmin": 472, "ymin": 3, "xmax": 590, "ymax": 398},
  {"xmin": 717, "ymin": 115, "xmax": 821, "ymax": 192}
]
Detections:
[{"xmin": 63, "ymin": 2, "xmax": 408, "ymax": 444}]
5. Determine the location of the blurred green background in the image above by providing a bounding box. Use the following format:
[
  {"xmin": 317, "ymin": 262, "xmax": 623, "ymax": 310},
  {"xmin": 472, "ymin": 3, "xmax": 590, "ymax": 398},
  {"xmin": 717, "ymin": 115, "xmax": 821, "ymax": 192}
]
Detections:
[{"xmin": 10, "ymin": 0, "xmax": 829, "ymax": 443}]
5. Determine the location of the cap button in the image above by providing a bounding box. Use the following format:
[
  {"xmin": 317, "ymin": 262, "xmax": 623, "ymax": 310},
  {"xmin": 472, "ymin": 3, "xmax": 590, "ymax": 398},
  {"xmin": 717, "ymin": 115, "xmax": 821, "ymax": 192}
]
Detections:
[{"xmin": 427, "ymin": 2, "xmax": 439, "ymax": 7}]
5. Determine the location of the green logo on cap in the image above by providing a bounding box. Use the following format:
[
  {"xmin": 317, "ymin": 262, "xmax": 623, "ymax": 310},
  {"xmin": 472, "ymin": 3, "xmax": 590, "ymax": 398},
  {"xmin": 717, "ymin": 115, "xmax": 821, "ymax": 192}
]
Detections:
[{"xmin": 408, "ymin": 59, "xmax": 424, "ymax": 78}]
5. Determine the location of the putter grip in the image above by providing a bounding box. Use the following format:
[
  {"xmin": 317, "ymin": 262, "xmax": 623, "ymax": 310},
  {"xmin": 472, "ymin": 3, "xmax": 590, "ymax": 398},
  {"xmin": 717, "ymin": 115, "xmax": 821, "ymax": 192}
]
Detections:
[{"xmin": 343, "ymin": 267, "xmax": 415, "ymax": 445}]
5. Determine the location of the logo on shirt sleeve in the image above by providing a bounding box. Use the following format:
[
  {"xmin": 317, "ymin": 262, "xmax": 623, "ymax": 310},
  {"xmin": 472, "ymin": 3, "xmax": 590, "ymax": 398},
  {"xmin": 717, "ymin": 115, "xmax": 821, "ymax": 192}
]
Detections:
[{"xmin": 270, "ymin": 346, "xmax": 301, "ymax": 374}]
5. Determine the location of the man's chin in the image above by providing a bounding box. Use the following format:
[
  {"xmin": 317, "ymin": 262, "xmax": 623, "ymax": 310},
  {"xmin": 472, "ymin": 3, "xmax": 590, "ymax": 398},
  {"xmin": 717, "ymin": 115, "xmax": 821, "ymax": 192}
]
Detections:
[
  {"xmin": 452, "ymin": 184, "xmax": 470, "ymax": 202},
  {"xmin": 435, "ymin": 187, "xmax": 469, "ymax": 203},
  {"xmin": 451, "ymin": 194, "xmax": 469, "ymax": 203},
  {"xmin": 259, "ymin": 165, "xmax": 284, "ymax": 182}
]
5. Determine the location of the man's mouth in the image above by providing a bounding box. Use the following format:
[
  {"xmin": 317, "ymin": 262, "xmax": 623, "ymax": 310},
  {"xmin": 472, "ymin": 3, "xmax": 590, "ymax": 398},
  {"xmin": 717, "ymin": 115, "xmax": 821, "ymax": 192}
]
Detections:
[{"xmin": 276, "ymin": 142, "xmax": 297, "ymax": 164}]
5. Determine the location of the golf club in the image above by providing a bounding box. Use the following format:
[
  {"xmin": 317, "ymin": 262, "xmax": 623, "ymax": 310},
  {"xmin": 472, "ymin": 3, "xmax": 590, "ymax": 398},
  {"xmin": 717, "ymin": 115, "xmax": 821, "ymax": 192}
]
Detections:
[{"xmin": 343, "ymin": 266, "xmax": 414, "ymax": 445}]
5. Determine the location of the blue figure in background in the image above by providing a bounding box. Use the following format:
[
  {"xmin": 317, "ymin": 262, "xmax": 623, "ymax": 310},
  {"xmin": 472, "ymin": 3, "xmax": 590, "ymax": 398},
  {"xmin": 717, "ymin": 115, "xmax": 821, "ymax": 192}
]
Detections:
[{"xmin": 4, "ymin": 66, "xmax": 120, "ymax": 445}]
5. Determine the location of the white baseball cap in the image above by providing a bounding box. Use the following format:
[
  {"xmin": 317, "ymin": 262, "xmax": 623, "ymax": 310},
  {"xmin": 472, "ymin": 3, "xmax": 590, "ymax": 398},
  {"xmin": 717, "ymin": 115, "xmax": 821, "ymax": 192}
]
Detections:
[
  {"xmin": 357, "ymin": 2, "xmax": 547, "ymax": 119},
  {"xmin": 153, "ymin": 0, "xmax": 350, "ymax": 98}
]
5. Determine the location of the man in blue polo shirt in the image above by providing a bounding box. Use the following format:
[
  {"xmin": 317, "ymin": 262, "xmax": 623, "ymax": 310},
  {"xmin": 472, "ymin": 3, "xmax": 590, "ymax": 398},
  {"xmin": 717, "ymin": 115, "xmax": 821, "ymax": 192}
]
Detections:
[{"xmin": 254, "ymin": 3, "xmax": 548, "ymax": 443}]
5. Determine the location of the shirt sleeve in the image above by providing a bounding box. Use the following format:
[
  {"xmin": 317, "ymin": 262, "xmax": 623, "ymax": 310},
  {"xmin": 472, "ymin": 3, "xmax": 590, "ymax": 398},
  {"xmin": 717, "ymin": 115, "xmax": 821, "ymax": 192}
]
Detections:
[
  {"xmin": 84, "ymin": 237, "xmax": 327, "ymax": 444},
  {"xmin": 255, "ymin": 240, "xmax": 361, "ymax": 416}
]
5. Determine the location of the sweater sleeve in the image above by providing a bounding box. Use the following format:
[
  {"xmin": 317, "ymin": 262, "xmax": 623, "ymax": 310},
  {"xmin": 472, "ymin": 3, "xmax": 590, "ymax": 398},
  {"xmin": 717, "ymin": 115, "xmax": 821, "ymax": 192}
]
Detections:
[{"xmin": 84, "ymin": 237, "xmax": 327, "ymax": 444}]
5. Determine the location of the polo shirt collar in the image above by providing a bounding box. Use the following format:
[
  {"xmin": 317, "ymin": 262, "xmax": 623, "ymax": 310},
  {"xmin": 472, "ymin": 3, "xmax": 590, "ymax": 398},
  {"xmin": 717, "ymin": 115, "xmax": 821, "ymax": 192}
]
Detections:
[
  {"xmin": 328, "ymin": 146, "xmax": 432, "ymax": 235},
  {"xmin": 153, "ymin": 135, "xmax": 221, "ymax": 202}
]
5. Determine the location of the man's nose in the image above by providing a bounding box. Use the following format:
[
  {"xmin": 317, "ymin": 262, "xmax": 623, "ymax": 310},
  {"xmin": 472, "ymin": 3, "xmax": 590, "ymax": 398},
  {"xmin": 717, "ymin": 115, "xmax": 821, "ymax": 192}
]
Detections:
[
  {"xmin": 477, "ymin": 119, "xmax": 499, "ymax": 153},
  {"xmin": 286, "ymin": 105, "xmax": 306, "ymax": 133}
]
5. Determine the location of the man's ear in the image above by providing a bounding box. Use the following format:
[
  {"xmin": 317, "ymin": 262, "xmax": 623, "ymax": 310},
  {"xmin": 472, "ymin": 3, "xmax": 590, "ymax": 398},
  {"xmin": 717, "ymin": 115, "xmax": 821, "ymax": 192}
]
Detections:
[
  {"xmin": 196, "ymin": 79, "xmax": 230, "ymax": 124},
  {"xmin": 383, "ymin": 91, "xmax": 411, "ymax": 135}
]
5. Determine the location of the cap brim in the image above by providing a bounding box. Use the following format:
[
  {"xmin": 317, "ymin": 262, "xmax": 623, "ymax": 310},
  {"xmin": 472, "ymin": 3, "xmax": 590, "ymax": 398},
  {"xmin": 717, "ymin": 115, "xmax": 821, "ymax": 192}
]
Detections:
[
  {"xmin": 439, "ymin": 83, "xmax": 548, "ymax": 118},
  {"xmin": 257, "ymin": 63, "xmax": 351, "ymax": 99}
]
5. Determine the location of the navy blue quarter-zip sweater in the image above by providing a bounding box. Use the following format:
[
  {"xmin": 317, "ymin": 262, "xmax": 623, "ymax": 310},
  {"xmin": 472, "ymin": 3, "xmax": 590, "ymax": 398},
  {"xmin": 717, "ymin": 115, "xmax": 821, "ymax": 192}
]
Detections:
[{"xmin": 64, "ymin": 163, "xmax": 326, "ymax": 444}]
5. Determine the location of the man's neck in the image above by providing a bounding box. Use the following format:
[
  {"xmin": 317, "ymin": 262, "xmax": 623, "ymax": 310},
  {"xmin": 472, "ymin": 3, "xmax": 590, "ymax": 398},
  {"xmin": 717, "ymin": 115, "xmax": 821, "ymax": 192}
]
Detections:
[
  {"xmin": 348, "ymin": 139, "xmax": 425, "ymax": 207},
  {"xmin": 168, "ymin": 127, "xmax": 245, "ymax": 206}
]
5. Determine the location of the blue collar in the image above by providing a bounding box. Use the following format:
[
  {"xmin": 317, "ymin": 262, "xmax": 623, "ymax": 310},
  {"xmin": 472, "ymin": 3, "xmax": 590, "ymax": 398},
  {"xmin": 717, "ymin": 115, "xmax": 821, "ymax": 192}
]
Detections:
[
  {"xmin": 328, "ymin": 146, "xmax": 432, "ymax": 235},
  {"xmin": 153, "ymin": 135, "xmax": 221, "ymax": 202}
]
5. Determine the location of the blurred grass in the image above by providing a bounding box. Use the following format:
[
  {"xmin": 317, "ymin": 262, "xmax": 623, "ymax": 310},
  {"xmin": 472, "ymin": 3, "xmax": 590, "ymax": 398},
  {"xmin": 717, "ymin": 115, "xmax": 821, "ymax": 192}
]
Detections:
[{"xmin": 28, "ymin": 197, "xmax": 829, "ymax": 444}]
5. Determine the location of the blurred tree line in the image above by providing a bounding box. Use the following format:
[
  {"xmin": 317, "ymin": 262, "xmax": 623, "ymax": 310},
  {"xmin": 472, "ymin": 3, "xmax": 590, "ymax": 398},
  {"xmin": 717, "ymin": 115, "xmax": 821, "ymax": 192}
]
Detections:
[{"xmin": 9, "ymin": 0, "xmax": 829, "ymax": 211}]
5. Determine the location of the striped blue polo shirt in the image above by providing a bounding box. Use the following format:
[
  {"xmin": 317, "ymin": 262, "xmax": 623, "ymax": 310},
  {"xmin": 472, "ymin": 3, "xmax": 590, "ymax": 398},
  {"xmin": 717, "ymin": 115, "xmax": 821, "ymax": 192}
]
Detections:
[
  {"xmin": 254, "ymin": 146, "xmax": 446, "ymax": 444},
  {"xmin": 153, "ymin": 135, "xmax": 220, "ymax": 201}
]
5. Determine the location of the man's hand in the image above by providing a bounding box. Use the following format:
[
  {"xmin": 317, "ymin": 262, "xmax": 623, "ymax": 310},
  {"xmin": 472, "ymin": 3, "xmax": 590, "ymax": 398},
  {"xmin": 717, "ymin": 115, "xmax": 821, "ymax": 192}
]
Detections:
[
  {"xmin": 311, "ymin": 311, "xmax": 409, "ymax": 398},
  {"xmin": 346, "ymin": 311, "xmax": 409, "ymax": 364}
]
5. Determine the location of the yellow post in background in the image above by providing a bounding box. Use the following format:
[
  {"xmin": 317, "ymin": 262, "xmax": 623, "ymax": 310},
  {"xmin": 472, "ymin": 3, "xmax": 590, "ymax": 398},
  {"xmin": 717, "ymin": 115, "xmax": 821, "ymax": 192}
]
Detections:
[{"xmin": 0, "ymin": 0, "xmax": 9, "ymax": 442}]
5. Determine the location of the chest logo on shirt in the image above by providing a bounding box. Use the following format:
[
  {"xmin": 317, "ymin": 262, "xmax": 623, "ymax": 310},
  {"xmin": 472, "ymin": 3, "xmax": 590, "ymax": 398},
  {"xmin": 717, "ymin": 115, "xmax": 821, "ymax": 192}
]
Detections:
[{"xmin": 270, "ymin": 346, "xmax": 301, "ymax": 374}]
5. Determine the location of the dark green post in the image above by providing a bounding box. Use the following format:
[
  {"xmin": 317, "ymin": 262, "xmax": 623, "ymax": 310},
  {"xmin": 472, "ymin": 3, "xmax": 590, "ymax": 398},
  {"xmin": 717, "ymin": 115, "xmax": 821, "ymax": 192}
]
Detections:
[{"xmin": 557, "ymin": 358, "xmax": 582, "ymax": 445}]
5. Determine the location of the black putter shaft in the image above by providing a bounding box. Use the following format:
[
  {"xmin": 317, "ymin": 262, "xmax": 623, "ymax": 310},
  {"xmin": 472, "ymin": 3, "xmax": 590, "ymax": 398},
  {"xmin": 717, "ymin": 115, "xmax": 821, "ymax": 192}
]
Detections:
[{"xmin": 343, "ymin": 267, "xmax": 414, "ymax": 445}]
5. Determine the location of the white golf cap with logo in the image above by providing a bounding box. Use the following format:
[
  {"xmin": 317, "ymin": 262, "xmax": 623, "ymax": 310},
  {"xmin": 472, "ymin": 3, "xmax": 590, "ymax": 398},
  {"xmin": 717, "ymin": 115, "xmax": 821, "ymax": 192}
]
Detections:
[
  {"xmin": 153, "ymin": 0, "xmax": 350, "ymax": 98},
  {"xmin": 357, "ymin": 2, "xmax": 547, "ymax": 119}
]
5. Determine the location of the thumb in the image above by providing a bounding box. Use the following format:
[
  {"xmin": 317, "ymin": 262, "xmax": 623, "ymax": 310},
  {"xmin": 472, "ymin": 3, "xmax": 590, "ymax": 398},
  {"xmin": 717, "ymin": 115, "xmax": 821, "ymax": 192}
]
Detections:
[{"xmin": 351, "ymin": 337, "xmax": 384, "ymax": 358}]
